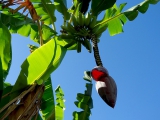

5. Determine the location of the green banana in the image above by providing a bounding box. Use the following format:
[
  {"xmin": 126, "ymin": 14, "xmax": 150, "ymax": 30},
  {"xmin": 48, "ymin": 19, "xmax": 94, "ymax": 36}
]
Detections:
[
  {"xmin": 77, "ymin": 12, "xmax": 84, "ymax": 26},
  {"xmin": 72, "ymin": 15, "xmax": 79, "ymax": 27},
  {"xmin": 64, "ymin": 40, "xmax": 77, "ymax": 50},
  {"xmin": 89, "ymin": 16, "xmax": 97, "ymax": 29},
  {"xmin": 77, "ymin": 41, "xmax": 81, "ymax": 53},
  {"xmin": 60, "ymin": 34, "xmax": 75, "ymax": 39},
  {"xmin": 79, "ymin": 28, "xmax": 88, "ymax": 36},
  {"xmin": 61, "ymin": 25, "xmax": 71, "ymax": 33},
  {"xmin": 81, "ymin": 13, "xmax": 85, "ymax": 26},
  {"xmin": 83, "ymin": 39, "xmax": 92, "ymax": 53},
  {"xmin": 75, "ymin": 32, "xmax": 85, "ymax": 36},
  {"xmin": 67, "ymin": 22, "xmax": 77, "ymax": 33},
  {"xmin": 84, "ymin": 13, "xmax": 91, "ymax": 26}
]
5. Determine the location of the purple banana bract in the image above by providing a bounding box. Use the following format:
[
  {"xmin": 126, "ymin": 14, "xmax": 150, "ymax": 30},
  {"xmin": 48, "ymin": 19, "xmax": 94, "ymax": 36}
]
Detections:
[{"xmin": 91, "ymin": 66, "xmax": 117, "ymax": 108}]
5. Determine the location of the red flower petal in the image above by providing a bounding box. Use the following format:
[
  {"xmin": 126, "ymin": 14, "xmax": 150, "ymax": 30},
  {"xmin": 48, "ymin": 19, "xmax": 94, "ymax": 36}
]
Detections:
[{"xmin": 91, "ymin": 68, "xmax": 108, "ymax": 81}]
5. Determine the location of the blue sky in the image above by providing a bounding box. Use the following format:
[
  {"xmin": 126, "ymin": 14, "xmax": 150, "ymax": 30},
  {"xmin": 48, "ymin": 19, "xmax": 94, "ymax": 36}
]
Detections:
[{"xmin": 6, "ymin": 0, "xmax": 160, "ymax": 120}]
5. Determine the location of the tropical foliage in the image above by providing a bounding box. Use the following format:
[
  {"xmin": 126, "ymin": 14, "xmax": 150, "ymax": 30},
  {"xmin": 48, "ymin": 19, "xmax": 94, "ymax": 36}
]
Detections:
[{"xmin": 0, "ymin": 0, "xmax": 159, "ymax": 119}]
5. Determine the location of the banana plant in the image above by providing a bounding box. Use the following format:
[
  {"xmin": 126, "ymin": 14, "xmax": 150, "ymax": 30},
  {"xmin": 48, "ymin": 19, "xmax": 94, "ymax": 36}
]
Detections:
[{"xmin": 0, "ymin": 0, "xmax": 159, "ymax": 120}]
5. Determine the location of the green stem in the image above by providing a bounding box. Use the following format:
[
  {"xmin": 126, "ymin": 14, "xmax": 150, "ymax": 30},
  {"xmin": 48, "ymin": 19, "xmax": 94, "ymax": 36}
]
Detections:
[
  {"xmin": 97, "ymin": 13, "xmax": 123, "ymax": 26},
  {"xmin": 37, "ymin": 20, "xmax": 43, "ymax": 46}
]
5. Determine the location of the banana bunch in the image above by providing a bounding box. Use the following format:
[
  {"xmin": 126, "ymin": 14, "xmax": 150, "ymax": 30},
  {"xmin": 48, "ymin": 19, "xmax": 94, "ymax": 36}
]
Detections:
[
  {"xmin": 61, "ymin": 12, "xmax": 98, "ymax": 36},
  {"xmin": 60, "ymin": 12, "xmax": 106, "ymax": 53},
  {"xmin": 61, "ymin": 11, "xmax": 107, "ymax": 38}
]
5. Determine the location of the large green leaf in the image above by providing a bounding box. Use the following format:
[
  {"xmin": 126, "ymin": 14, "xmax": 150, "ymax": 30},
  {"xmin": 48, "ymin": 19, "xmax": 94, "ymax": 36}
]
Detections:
[
  {"xmin": 11, "ymin": 38, "xmax": 66, "ymax": 97},
  {"xmin": 0, "ymin": 12, "xmax": 56, "ymax": 42},
  {"xmin": 91, "ymin": 0, "xmax": 116, "ymax": 16},
  {"xmin": 11, "ymin": 39, "xmax": 56, "ymax": 93},
  {"xmin": 0, "ymin": 12, "xmax": 36, "ymax": 38},
  {"xmin": 40, "ymin": 77, "xmax": 55, "ymax": 120},
  {"xmin": 39, "ymin": 38, "xmax": 67, "ymax": 81},
  {"xmin": 1, "ymin": 11, "xmax": 33, "ymax": 27},
  {"xmin": 17, "ymin": 24, "xmax": 31, "ymax": 37},
  {"xmin": 1, "ymin": 0, "xmax": 56, "ymax": 25},
  {"xmin": 96, "ymin": 3, "xmax": 127, "ymax": 36},
  {"xmin": 55, "ymin": 85, "xmax": 65, "ymax": 120},
  {"xmin": 35, "ymin": 39, "xmax": 67, "ymax": 85},
  {"xmin": 22, "ymin": 40, "xmax": 56, "ymax": 84},
  {"xmin": 54, "ymin": 0, "xmax": 70, "ymax": 20},
  {"xmin": 30, "ymin": 24, "xmax": 39, "ymax": 41},
  {"xmin": 95, "ymin": 0, "xmax": 159, "ymax": 36},
  {"xmin": 0, "ymin": 16, "xmax": 12, "ymax": 81},
  {"xmin": 42, "ymin": 25, "xmax": 57, "ymax": 42},
  {"xmin": 123, "ymin": 0, "xmax": 160, "ymax": 21},
  {"xmin": 34, "ymin": 1, "xmax": 56, "ymax": 25},
  {"xmin": 0, "ymin": 58, "xmax": 3, "ymax": 100}
]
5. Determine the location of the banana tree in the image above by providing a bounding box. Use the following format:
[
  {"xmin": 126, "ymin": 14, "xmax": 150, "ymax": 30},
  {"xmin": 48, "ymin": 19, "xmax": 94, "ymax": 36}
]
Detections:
[{"xmin": 0, "ymin": 0, "xmax": 159, "ymax": 120}]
